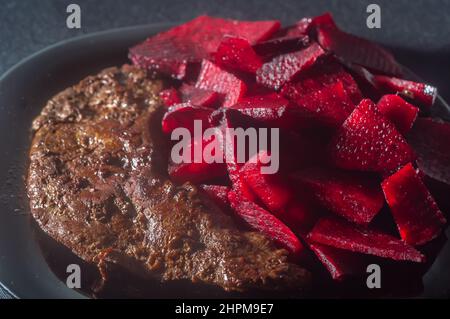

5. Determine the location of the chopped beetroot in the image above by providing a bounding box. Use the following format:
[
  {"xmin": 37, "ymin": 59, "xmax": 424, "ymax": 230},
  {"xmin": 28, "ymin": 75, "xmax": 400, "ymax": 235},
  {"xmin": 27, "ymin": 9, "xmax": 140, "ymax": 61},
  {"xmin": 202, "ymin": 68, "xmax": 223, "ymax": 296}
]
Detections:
[
  {"xmin": 407, "ymin": 118, "xmax": 450, "ymax": 185},
  {"xmin": 309, "ymin": 243, "xmax": 364, "ymax": 281},
  {"xmin": 168, "ymin": 135, "xmax": 226, "ymax": 184},
  {"xmin": 200, "ymin": 185, "xmax": 231, "ymax": 211},
  {"xmin": 292, "ymin": 81, "xmax": 356, "ymax": 127},
  {"xmin": 372, "ymin": 75, "xmax": 437, "ymax": 108},
  {"xmin": 179, "ymin": 84, "xmax": 219, "ymax": 107},
  {"xmin": 195, "ymin": 59, "xmax": 247, "ymax": 107},
  {"xmin": 229, "ymin": 94, "xmax": 298, "ymax": 128},
  {"xmin": 329, "ymin": 99, "xmax": 416, "ymax": 173},
  {"xmin": 161, "ymin": 103, "xmax": 213, "ymax": 134},
  {"xmin": 281, "ymin": 60, "xmax": 362, "ymax": 105},
  {"xmin": 311, "ymin": 14, "xmax": 402, "ymax": 76},
  {"xmin": 241, "ymin": 151, "xmax": 292, "ymax": 212},
  {"xmin": 215, "ymin": 37, "xmax": 263, "ymax": 74},
  {"xmin": 256, "ymin": 43, "xmax": 326, "ymax": 90},
  {"xmin": 240, "ymin": 151, "xmax": 318, "ymax": 232},
  {"xmin": 382, "ymin": 163, "xmax": 446, "ymax": 245},
  {"xmin": 253, "ymin": 35, "xmax": 310, "ymax": 58},
  {"xmin": 307, "ymin": 217, "xmax": 425, "ymax": 262},
  {"xmin": 129, "ymin": 15, "xmax": 280, "ymax": 79},
  {"xmin": 253, "ymin": 18, "xmax": 311, "ymax": 58},
  {"xmin": 292, "ymin": 167, "xmax": 384, "ymax": 225},
  {"xmin": 217, "ymin": 110, "xmax": 257, "ymax": 201},
  {"xmin": 377, "ymin": 95, "xmax": 419, "ymax": 135},
  {"xmin": 228, "ymin": 190, "xmax": 304, "ymax": 257},
  {"xmin": 159, "ymin": 88, "xmax": 181, "ymax": 107}
]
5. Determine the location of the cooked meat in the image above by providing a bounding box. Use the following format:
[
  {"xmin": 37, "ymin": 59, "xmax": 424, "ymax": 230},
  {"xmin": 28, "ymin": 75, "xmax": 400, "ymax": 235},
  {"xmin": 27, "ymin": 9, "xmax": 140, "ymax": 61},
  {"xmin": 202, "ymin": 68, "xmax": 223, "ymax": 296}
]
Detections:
[{"xmin": 27, "ymin": 65, "xmax": 310, "ymax": 297}]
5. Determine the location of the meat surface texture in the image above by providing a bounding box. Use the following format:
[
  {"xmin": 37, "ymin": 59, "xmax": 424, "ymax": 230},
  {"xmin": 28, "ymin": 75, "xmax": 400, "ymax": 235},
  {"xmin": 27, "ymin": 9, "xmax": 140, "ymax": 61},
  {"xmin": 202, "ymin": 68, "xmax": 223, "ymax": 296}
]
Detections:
[{"xmin": 27, "ymin": 65, "xmax": 310, "ymax": 297}]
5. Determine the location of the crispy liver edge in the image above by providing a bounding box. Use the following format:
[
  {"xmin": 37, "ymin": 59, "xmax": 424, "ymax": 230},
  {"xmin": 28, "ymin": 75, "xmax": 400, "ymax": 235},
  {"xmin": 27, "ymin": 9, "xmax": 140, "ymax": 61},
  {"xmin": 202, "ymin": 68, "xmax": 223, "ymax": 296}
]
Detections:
[{"xmin": 26, "ymin": 65, "xmax": 310, "ymax": 295}]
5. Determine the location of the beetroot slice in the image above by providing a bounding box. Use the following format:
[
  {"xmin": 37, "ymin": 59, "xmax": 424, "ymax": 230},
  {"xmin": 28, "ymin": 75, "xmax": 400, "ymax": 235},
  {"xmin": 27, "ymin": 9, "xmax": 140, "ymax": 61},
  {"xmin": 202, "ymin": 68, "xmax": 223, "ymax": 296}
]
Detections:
[
  {"xmin": 253, "ymin": 35, "xmax": 310, "ymax": 58},
  {"xmin": 329, "ymin": 99, "xmax": 416, "ymax": 173},
  {"xmin": 311, "ymin": 13, "xmax": 402, "ymax": 76},
  {"xmin": 229, "ymin": 94, "xmax": 298, "ymax": 128},
  {"xmin": 168, "ymin": 134, "xmax": 226, "ymax": 184},
  {"xmin": 307, "ymin": 217, "xmax": 425, "ymax": 262},
  {"xmin": 292, "ymin": 167, "xmax": 384, "ymax": 225},
  {"xmin": 376, "ymin": 95, "xmax": 419, "ymax": 135},
  {"xmin": 129, "ymin": 15, "xmax": 280, "ymax": 79},
  {"xmin": 240, "ymin": 151, "xmax": 318, "ymax": 233},
  {"xmin": 281, "ymin": 60, "xmax": 362, "ymax": 105},
  {"xmin": 382, "ymin": 163, "xmax": 446, "ymax": 245},
  {"xmin": 160, "ymin": 88, "xmax": 181, "ymax": 107},
  {"xmin": 161, "ymin": 103, "xmax": 213, "ymax": 134},
  {"xmin": 179, "ymin": 84, "xmax": 219, "ymax": 108},
  {"xmin": 200, "ymin": 185, "xmax": 231, "ymax": 211},
  {"xmin": 372, "ymin": 75, "xmax": 437, "ymax": 108},
  {"xmin": 196, "ymin": 60, "xmax": 247, "ymax": 107},
  {"xmin": 407, "ymin": 118, "xmax": 450, "ymax": 185},
  {"xmin": 228, "ymin": 190, "xmax": 304, "ymax": 257},
  {"xmin": 309, "ymin": 243, "xmax": 364, "ymax": 281},
  {"xmin": 215, "ymin": 37, "xmax": 263, "ymax": 74},
  {"xmin": 256, "ymin": 43, "xmax": 326, "ymax": 90},
  {"xmin": 216, "ymin": 110, "xmax": 256, "ymax": 201},
  {"xmin": 292, "ymin": 81, "xmax": 356, "ymax": 127}
]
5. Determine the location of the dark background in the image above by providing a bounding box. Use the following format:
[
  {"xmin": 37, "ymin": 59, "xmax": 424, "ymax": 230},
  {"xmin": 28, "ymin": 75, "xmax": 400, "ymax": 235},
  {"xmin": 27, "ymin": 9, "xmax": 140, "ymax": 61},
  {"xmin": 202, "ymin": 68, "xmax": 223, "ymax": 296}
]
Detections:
[{"xmin": 1, "ymin": 0, "xmax": 450, "ymax": 100}]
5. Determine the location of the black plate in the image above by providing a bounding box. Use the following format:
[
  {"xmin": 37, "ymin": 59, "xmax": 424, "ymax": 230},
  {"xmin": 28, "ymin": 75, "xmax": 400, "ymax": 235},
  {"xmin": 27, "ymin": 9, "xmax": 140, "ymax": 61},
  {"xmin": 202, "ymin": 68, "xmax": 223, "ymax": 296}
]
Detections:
[{"xmin": 0, "ymin": 24, "xmax": 449, "ymax": 299}]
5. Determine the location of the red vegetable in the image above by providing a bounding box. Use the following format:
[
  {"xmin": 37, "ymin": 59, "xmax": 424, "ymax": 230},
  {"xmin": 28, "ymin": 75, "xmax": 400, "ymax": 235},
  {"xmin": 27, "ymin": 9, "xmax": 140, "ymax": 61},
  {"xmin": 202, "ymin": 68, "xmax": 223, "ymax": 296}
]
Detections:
[
  {"xmin": 179, "ymin": 84, "xmax": 219, "ymax": 108},
  {"xmin": 307, "ymin": 217, "xmax": 425, "ymax": 262},
  {"xmin": 130, "ymin": 15, "xmax": 280, "ymax": 79},
  {"xmin": 161, "ymin": 103, "xmax": 213, "ymax": 134},
  {"xmin": 159, "ymin": 88, "xmax": 181, "ymax": 107},
  {"xmin": 407, "ymin": 118, "xmax": 450, "ymax": 185},
  {"xmin": 377, "ymin": 94, "xmax": 419, "ymax": 135},
  {"xmin": 329, "ymin": 99, "xmax": 416, "ymax": 173},
  {"xmin": 256, "ymin": 43, "xmax": 326, "ymax": 90},
  {"xmin": 215, "ymin": 37, "xmax": 263, "ymax": 74},
  {"xmin": 292, "ymin": 167, "xmax": 384, "ymax": 225},
  {"xmin": 196, "ymin": 59, "xmax": 247, "ymax": 107},
  {"xmin": 228, "ymin": 190, "xmax": 304, "ymax": 257}
]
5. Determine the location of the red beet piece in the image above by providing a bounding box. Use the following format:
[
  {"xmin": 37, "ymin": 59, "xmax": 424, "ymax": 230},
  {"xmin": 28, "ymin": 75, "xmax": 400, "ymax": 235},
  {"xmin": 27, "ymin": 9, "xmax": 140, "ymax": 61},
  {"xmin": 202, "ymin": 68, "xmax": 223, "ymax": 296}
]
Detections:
[
  {"xmin": 373, "ymin": 75, "xmax": 437, "ymax": 108},
  {"xmin": 228, "ymin": 190, "xmax": 304, "ymax": 257},
  {"xmin": 215, "ymin": 37, "xmax": 263, "ymax": 74},
  {"xmin": 196, "ymin": 59, "xmax": 247, "ymax": 107},
  {"xmin": 407, "ymin": 118, "xmax": 450, "ymax": 185},
  {"xmin": 179, "ymin": 84, "xmax": 219, "ymax": 108},
  {"xmin": 307, "ymin": 217, "xmax": 425, "ymax": 262},
  {"xmin": 229, "ymin": 94, "xmax": 298, "ymax": 128},
  {"xmin": 129, "ymin": 15, "xmax": 280, "ymax": 79},
  {"xmin": 168, "ymin": 134, "xmax": 226, "ymax": 184},
  {"xmin": 382, "ymin": 163, "xmax": 446, "ymax": 245},
  {"xmin": 292, "ymin": 168, "xmax": 384, "ymax": 225},
  {"xmin": 200, "ymin": 185, "xmax": 231, "ymax": 211},
  {"xmin": 253, "ymin": 18, "xmax": 311, "ymax": 58},
  {"xmin": 256, "ymin": 42, "xmax": 326, "ymax": 90},
  {"xmin": 240, "ymin": 151, "xmax": 318, "ymax": 232},
  {"xmin": 161, "ymin": 103, "xmax": 213, "ymax": 134},
  {"xmin": 216, "ymin": 110, "xmax": 256, "ymax": 201},
  {"xmin": 159, "ymin": 88, "xmax": 181, "ymax": 107},
  {"xmin": 253, "ymin": 35, "xmax": 310, "ymax": 58},
  {"xmin": 311, "ymin": 13, "xmax": 402, "ymax": 76},
  {"xmin": 329, "ymin": 99, "xmax": 416, "ymax": 173},
  {"xmin": 309, "ymin": 243, "xmax": 364, "ymax": 281},
  {"xmin": 377, "ymin": 95, "xmax": 419, "ymax": 135},
  {"xmin": 292, "ymin": 81, "xmax": 356, "ymax": 127},
  {"xmin": 281, "ymin": 60, "xmax": 362, "ymax": 105}
]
